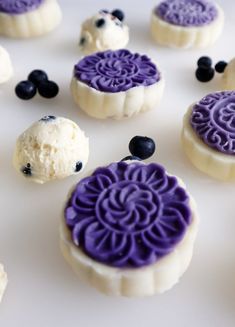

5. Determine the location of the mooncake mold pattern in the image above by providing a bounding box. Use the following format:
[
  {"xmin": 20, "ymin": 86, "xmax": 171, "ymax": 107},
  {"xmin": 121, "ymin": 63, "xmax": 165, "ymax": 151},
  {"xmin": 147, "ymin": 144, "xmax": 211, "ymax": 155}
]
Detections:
[{"xmin": 60, "ymin": 161, "xmax": 198, "ymax": 296}]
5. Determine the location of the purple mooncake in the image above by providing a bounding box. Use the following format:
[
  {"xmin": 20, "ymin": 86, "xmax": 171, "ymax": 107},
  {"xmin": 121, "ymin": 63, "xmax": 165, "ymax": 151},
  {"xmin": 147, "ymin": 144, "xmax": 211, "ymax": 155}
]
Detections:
[
  {"xmin": 182, "ymin": 91, "xmax": 235, "ymax": 180},
  {"xmin": 0, "ymin": 0, "xmax": 62, "ymax": 38},
  {"xmin": 71, "ymin": 49, "xmax": 165, "ymax": 119},
  {"xmin": 150, "ymin": 0, "xmax": 224, "ymax": 48},
  {"xmin": 60, "ymin": 161, "xmax": 198, "ymax": 297}
]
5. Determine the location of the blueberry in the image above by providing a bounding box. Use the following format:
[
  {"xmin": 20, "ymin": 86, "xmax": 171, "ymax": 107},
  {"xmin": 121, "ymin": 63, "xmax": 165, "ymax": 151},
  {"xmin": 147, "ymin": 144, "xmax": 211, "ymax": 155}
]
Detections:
[
  {"xmin": 40, "ymin": 115, "xmax": 56, "ymax": 122},
  {"xmin": 75, "ymin": 162, "xmax": 83, "ymax": 172},
  {"xmin": 28, "ymin": 69, "xmax": 48, "ymax": 87},
  {"xmin": 129, "ymin": 136, "xmax": 156, "ymax": 160},
  {"xmin": 22, "ymin": 163, "xmax": 32, "ymax": 176},
  {"xmin": 121, "ymin": 155, "xmax": 141, "ymax": 162},
  {"xmin": 15, "ymin": 81, "xmax": 37, "ymax": 100},
  {"xmin": 195, "ymin": 67, "xmax": 215, "ymax": 82},
  {"xmin": 111, "ymin": 9, "xmax": 125, "ymax": 21},
  {"xmin": 38, "ymin": 80, "xmax": 59, "ymax": 99},
  {"xmin": 79, "ymin": 37, "xmax": 86, "ymax": 46},
  {"xmin": 215, "ymin": 61, "xmax": 227, "ymax": 73},
  {"xmin": 197, "ymin": 56, "xmax": 212, "ymax": 69},
  {"xmin": 95, "ymin": 18, "xmax": 105, "ymax": 28}
]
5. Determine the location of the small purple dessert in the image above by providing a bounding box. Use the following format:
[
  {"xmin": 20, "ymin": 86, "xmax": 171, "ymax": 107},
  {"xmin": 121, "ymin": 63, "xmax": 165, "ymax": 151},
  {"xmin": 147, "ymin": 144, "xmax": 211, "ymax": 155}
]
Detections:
[
  {"xmin": 182, "ymin": 91, "xmax": 235, "ymax": 181},
  {"xmin": 71, "ymin": 49, "xmax": 165, "ymax": 119},
  {"xmin": 0, "ymin": 0, "xmax": 62, "ymax": 38},
  {"xmin": 60, "ymin": 160, "xmax": 198, "ymax": 296},
  {"xmin": 150, "ymin": 0, "xmax": 224, "ymax": 48},
  {"xmin": 191, "ymin": 91, "xmax": 235, "ymax": 155}
]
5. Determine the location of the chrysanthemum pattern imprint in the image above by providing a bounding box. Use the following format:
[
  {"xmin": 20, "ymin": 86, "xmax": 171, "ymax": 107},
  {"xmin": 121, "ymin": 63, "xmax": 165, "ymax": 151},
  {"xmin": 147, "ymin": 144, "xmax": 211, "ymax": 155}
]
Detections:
[
  {"xmin": 65, "ymin": 162, "xmax": 192, "ymax": 268},
  {"xmin": 74, "ymin": 49, "xmax": 160, "ymax": 93},
  {"xmin": 191, "ymin": 91, "xmax": 235, "ymax": 155},
  {"xmin": 156, "ymin": 0, "xmax": 217, "ymax": 27}
]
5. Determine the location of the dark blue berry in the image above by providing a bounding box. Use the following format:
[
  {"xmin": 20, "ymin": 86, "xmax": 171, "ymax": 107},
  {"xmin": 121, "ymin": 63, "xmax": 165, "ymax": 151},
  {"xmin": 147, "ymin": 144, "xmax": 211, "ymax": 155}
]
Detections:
[
  {"xmin": 38, "ymin": 80, "xmax": 59, "ymax": 99},
  {"xmin": 195, "ymin": 67, "xmax": 214, "ymax": 82},
  {"xmin": 111, "ymin": 9, "xmax": 125, "ymax": 21},
  {"xmin": 22, "ymin": 163, "xmax": 32, "ymax": 176},
  {"xmin": 215, "ymin": 61, "xmax": 227, "ymax": 73},
  {"xmin": 129, "ymin": 136, "xmax": 156, "ymax": 160},
  {"xmin": 15, "ymin": 81, "xmax": 37, "ymax": 100},
  {"xmin": 95, "ymin": 18, "xmax": 105, "ymax": 28},
  {"xmin": 79, "ymin": 37, "xmax": 86, "ymax": 46},
  {"xmin": 40, "ymin": 115, "xmax": 56, "ymax": 122},
  {"xmin": 28, "ymin": 70, "xmax": 48, "ymax": 87},
  {"xmin": 197, "ymin": 56, "xmax": 212, "ymax": 69},
  {"xmin": 75, "ymin": 162, "xmax": 83, "ymax": 172},
  {"xmin": 121, "ymin": 155, "xmax": 141, "ymax": 162}
]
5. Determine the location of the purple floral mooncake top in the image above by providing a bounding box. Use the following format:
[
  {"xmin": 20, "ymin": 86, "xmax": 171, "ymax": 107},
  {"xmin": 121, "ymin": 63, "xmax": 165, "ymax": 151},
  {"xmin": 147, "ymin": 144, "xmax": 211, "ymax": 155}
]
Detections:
[
  {"xmin": 74, "ymin": 49, "xmax": 160, "ymax": 93},
  {"xmin": 64, "ymin": 161, "xmax": 192, "ymax": 268},
  {"xmin": 191, "ymin": 91, "xmax": 235, "ymax": 155},
  {"xmin": 0, "ymin": 0, "xmax": 43, "ymax": 14},
  {"xmin": 155, "ymin": 0, "xmax": 218, "ymax": 27}
]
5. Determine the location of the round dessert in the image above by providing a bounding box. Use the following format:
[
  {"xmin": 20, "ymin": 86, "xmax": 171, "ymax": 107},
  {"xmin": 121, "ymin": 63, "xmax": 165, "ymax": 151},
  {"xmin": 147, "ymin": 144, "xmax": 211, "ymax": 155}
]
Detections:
[
  {"xmin": 71, "ymin": 49, "xmax": 165, "ymax": 119},
  {"xmin": 60, "ymin": 161, "xmax": 198, "ymax": 297},
  {"xmin": 79, "ymin": 9, "xmax": 129, "ymax": 55},
  {"xmin": 0, "ymin": 45, "xmax": 13, "ymax": 84},
  {"xmin": 13, "ymin": 116, "xmax": 89, "ymax": 184},
  {"xmin": 0, "ymin": 264, "xmax": 7, "ymax": 303},
  {"xmin": 150, "ymin": 0, "xmax": 224, "ymax": 48},
  {"xmin": 0, "ymin": 0, "xmax": 62, "ymax": 38},
  {"xmin": 182, "ymin": 91, "xmax": 235, "ymax": 181}
]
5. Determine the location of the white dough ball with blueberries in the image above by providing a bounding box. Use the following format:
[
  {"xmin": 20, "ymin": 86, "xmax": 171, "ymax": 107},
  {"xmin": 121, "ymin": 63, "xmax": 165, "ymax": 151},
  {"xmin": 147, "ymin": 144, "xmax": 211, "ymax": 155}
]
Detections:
[
  {"xmin": 13, "ymin": 116, "xmax": 89, "ymax": 184},
  {"xmin": 79, "ymin": 9, "xmax": 129, "ymax": 54}
]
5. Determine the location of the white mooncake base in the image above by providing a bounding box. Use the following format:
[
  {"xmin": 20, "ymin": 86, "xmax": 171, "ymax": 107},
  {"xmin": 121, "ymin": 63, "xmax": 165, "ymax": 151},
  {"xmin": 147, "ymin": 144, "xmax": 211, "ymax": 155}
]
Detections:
[
  {"xmin": 150, "ymin": 4, "xmax": 224, "ymax": 49},
  {"xmin": 70, "ymin": 76, "xmax": 165, "ymax": 120},
  {"xmin": 0, "ymin": 0, "xmax": 62, "ymax": 38},
  {"xmin": 60, "ymin": 171, "xmax": 198, "ymax": 298},
  {"xmin": 182, "ymin": 105, "xmax": 235, "ymax": 181},
  {"xmin": 0, "ymin": 264, "xmax": 7, "ymax": 303}
]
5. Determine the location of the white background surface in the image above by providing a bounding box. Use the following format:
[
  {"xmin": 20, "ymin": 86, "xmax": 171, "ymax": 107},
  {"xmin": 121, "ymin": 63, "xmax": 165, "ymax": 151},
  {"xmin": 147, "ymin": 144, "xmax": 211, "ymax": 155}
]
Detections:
[{"xmin": 0, "ymin": 0, "xmax": 235, "ymax": 326}]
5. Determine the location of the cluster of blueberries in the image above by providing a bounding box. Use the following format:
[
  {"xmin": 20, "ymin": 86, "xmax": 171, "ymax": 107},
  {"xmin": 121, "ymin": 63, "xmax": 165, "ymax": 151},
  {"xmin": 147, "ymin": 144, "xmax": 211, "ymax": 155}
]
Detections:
[
  {"xmin": 95, "ymin": 9, "xmax": 125, "ymax": 28},
  {"xmin": 195, "ymin": 56, "xmax": 228, "ymax": 82},
  {"xmin": 15, "ymin": 70, "xmax": 59, "ymax": 100}
]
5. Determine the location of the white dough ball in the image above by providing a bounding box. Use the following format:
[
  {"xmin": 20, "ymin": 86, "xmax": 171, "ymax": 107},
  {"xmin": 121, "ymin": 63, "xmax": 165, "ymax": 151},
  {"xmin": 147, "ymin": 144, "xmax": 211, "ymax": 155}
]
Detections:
[
  {"xmin": 79, "ymin": 10, "xmax": 129, "ymax": 54},
  {"xmin": 13, "ymin": 116, "xmax": 89, "ymax": 184}
]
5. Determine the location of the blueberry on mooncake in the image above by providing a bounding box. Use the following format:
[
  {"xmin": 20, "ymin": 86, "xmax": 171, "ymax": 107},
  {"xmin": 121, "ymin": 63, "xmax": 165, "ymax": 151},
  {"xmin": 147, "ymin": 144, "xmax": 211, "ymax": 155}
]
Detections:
[
  {"xmin": 60, "ymin": 138, "xmax": 198, "ymax": 297},
  {"xmin": 182, "ymin": 91, "xmax": 235, "ymax": 181},
  {"xmin": 150, "ymin": 0, "xmax": 224, "ymax": 48},
  {"xmin": 71, "ymin": 49, "xmax": 165, "ymax": 119},
  {"xmin": 0, "ymin": 0, "xmax": 62, "ymax": 38}
]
